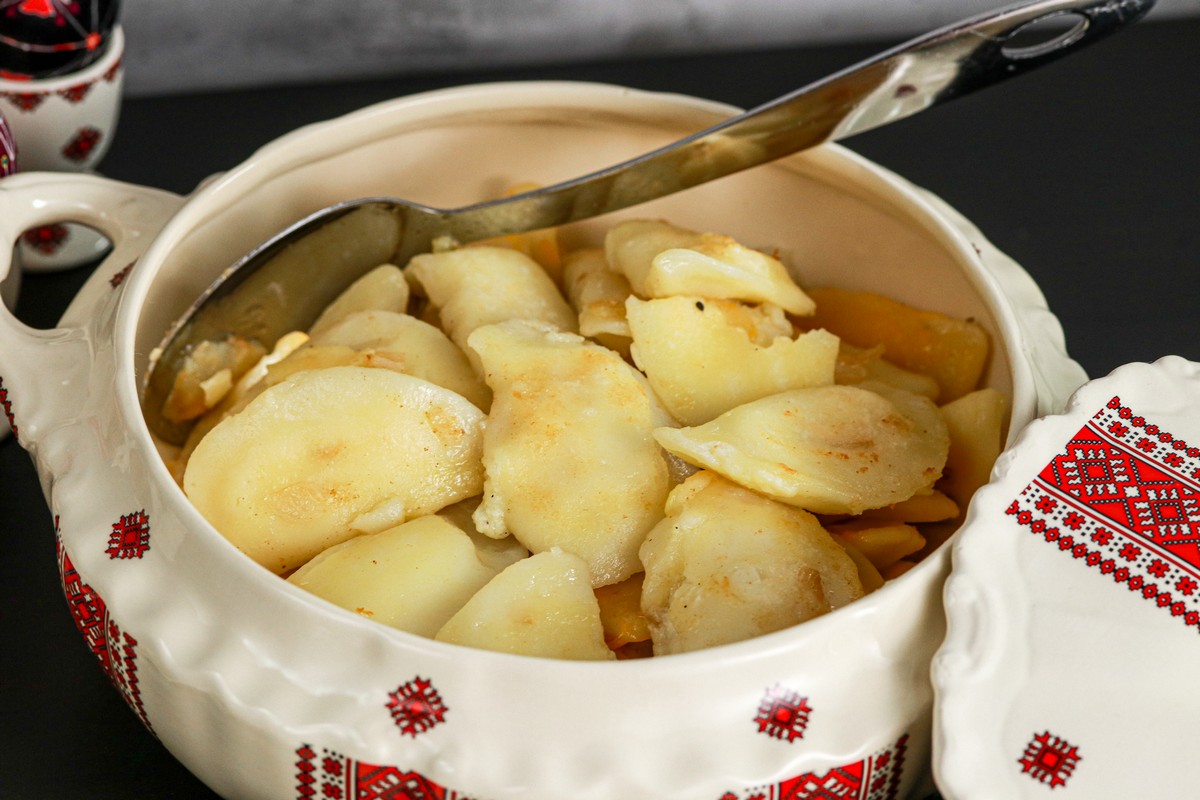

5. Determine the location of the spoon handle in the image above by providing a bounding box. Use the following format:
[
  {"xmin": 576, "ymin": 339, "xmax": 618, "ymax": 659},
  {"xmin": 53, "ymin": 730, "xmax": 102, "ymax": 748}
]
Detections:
[{"xmin": 434, "ymin": 0, "xmax": 1155, "ymax": 252}]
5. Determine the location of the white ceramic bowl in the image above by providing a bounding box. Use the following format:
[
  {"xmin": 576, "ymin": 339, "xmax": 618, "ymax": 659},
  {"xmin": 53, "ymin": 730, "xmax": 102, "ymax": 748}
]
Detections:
[{"xmin": 0, "ymin": 82, "xmax": 1085, "ymax": 800}]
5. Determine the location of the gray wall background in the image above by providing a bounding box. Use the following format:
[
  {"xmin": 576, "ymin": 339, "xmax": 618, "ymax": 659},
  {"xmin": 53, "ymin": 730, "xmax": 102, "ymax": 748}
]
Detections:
[{"xmin": 119, "ymin": 0, "xmax": 1198, "ymax": 97}]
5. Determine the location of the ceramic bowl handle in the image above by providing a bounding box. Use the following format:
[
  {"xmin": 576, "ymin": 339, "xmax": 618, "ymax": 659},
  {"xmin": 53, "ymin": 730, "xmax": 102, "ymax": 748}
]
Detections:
[{"xmin": 0, "ymin": 172, "xmax": 183, "ymax": 445}]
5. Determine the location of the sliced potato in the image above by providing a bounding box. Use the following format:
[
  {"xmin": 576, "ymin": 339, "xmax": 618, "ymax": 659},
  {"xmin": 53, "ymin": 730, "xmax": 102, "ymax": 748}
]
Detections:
[
  {"xmin": 626, "ymin": 295, "xmax": 838, "ymax": 425},
  {"xmin": 653, "ymin": 383, "xmax": 949, "ymax": 515},
  {"xmin": 858, "ymin": 488, "xmax": 959, "ymax": 523},
  {"xmin": 594, "ymin": 573, "xmax": 651, "ymax": 650},
  {"xmin": 562, "ymin": 247, "xmax": 634, "ymax": 356},
  {"xmin": 605, "ymin": 219, "xmax": 814, "ymax": 315},
  {"xmin": 938, "ymin": 387, "xmax": 1009, "ymax": 507},
  {"xmin": 640, "ymin": 471, "xmax": 863, "ymax": 655},
  {"xmin": 184, "ymin": 366, "xmax": 485, "ymax": 574},
  {"xmin": 308, "ymin": 264, "xmax": 410, "ymax": 339},
  {"xmin": 835, "ymin": 342, "xmax": 940, "ymax": 400},
  {"xmin": 828, "ymin": 522, "xmax": 926, "ymax": 573},
  {"xmin": 161, "ymin": 335, "xmax": 267, "ymax": 423},
  {"xmin": 836, "ymin": 539, "xmax": 886, "ymax": 594},
  {"xmin": 310, "ymin": 309, "xmax": 490, "ymax": 410},
  {"xmin": 435, "ymin": 548, "xmax": 615, "ymax": 661},
  {"xmin": 405, "ymin": 246, "xmax": 577, "ymax": 373},
  {"xmin": 287, "ymin": 515, "xmax": 495, "ymax": 636},
  {"xmin": 468, "ymin": 320, "xmax": 670, "ymax": 586},
  {"xmin": 802, "ymin": 286, "xmax": 989, "ymax": 401}
]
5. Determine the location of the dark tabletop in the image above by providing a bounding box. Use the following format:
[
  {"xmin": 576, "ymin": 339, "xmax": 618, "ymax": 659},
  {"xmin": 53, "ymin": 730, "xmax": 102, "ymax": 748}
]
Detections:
[{"xmin": 1, "ymin": 16, "xmax": 1197, "ymax": 800}]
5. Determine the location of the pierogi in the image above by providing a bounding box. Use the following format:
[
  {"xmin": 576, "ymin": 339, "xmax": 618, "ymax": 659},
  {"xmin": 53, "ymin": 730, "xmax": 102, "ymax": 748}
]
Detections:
[{"xmin": 170, "ymin": 214, "xmax": 1002, "ymax": 659}]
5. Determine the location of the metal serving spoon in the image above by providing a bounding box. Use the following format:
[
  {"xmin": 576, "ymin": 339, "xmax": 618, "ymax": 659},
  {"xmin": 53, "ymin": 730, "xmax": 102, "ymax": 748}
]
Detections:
[{"xmin": 144, "ymin": 0, "xmax": 1154, "ymax": 444}]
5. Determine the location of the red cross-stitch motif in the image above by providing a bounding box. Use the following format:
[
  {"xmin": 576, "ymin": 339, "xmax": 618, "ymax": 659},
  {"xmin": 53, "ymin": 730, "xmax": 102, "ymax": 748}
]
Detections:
[
  {"xmin": 109, "ymin": 260, "xmax": 136, "ymax": 288},
  {"xmin": 0, "ymin": 91, "xmax": 46, "ymax": 112},
  {"xmin": 1019, "ymin": 731, "xmax": 1081, "ymax": 788},
  {"xmin": 387, "ymin": 676, "xmax": 448, "ymax": 738},
  {"xmin": 297, "ymin": 734, "xmax": 908, "ymax": 800},
  {"xmin": 106, "ymin": 509, "xmax": 151, "ymax": 559},
  {"xmin": 0, "ymin": 376, "xmax": 17, "ymax": 441},
  {"xmin": 57, "ymin": 534, "xmax": 153, "ymax": 734},
  {"xmin": 61, "ymin": 125, "xmax": 101, "ymax": 162},
  {"xmin": 1008, "ymin": 396, "xmax": 1200, "ymax": 634},
  {"xmin": 755, "ymin": 684, "xmax": 813, "ymax": 742},
  {"xmin": 294, "ymin": 745, "xmax": 472, "ymax": 800},
  {"xmin": 723, "ymin": 734, "xmax": 909, "ymax": 800},
  {"xmin": 56, "ymin": 80, "xmax": 93, "ymax": 103}
]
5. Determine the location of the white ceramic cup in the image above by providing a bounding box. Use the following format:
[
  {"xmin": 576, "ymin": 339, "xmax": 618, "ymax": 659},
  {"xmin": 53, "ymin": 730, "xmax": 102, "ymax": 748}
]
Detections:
[
  {"xmin": 0, "ymin": 26, "xmax": 123, "ymax": 273},
  {"xmin": 0, "ymin": 82, "xmax": 1084, "ymax": 800}
]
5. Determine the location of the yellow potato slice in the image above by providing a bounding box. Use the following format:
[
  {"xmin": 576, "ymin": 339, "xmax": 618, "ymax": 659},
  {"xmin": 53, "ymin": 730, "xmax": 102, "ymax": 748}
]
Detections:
[
  {"xmin": 626, "ymin": 295, "xmax": 838, "ymax": 425},
  {"xmin": 653, "ymin": 383, "xmax": 949, "ymax": 515},
  {"xmin": 184, "ymin": 366, "xmax": 485, "ymax": 574},
  {"xmin": 161, "ymin": 335, "xmax": 267, "ymax": 423},
  {"xmin": 405, "ymin": 246, "xmax": 577, "ymax": 373},
  {"xmin": 828, "ymin": 523, "xmax": 926, "ymax": 573},
  {"xmin": 802, "ymin": 286, "xmax": 989, "ymax": 401},
  {"xmin": 835, "ymin": 342, "xmax": 941, "ymax": 401},
  {"xmin": 310, "ymin": 309, "xmax": 490, "ymax": 410},
  {"xmin": 938, "ymin": 387, "xmax": 1010, "ymax": 508},
  {"xmin": 308, "ymin": 264, "xmax": 411, "ymax": 338},
  {"xmin": 562, "ymin": 247, "xmax": 634, "ymax": 356},
  {"xmin": 640, "ymin": 471, "xmax": 863, "ymax": 654},
  {"xmin": 287, "ymin": 515, "xmax": 495, "ymax": 636},
  {"xmin": 468, "ymin": 320, "xmax": 671, "ymax": 586},
  {"xmin": 605, "ymin": 219, "xmax": 815, "ymax": 315},
  {"xmin": 435, "ymin": 548, "xmax": 615, "ymax": 661},
  {"xmin": 858, "ymin": 488, "xmax": 959, "ymax": 523}
]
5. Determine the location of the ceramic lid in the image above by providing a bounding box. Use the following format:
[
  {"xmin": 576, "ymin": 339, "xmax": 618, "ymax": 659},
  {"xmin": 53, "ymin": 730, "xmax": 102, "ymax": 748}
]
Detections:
[{"xmin": 934, "ymin": 355, "xmax": 1200, "ymax": 797}]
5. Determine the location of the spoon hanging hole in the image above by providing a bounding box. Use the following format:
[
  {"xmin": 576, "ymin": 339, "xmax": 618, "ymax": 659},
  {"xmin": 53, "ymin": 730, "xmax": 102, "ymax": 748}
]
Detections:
[{"xmin": 1001, "ymin": 11, "xmax": 1090, "ymax": 59}]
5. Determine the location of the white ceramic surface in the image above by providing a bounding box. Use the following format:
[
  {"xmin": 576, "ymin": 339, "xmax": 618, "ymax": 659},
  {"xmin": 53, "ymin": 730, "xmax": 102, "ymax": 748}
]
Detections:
[
  {"xmin": 0, "ymin": 82, "xmax": 1084, "ymax": 800},
  {"xmin": 0, "ymin": 27, "xmax": 123, "ymax": 273},
  {"xmin": 934, "ymin": 356, "xmax": 1200, "ymax": 798}
]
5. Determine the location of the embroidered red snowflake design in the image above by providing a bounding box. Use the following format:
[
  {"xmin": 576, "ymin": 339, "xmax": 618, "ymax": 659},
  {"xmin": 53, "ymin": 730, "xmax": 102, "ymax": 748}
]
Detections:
[
  {"xmin": 56, "ymin": 80, "xmax": 93, "ymax": 103},
  {"xmin": 755, "ymin": 683, "xmax": 813, "ymax": 743},
  {"xmin": 0, "ymin": 377, "xmax": 17, "ymax": 440},
  {"xmin": 21, "ymin": 222, "xmax": 68, "ymax": 254},
  {"xmin": 1009, "ymin": 396, "xmax": 1200, "ymax": 633},
  {"xmin": 386, "ymin": 676, "xmax": 448, "ymax": 737},
  {"xmin": 58, "ymin": 535, "xmax": 153, "ymax": 734},
  {"xmin": 109, "ymin": 260, "xmax": 135, "ymax": 288},
  {"xmin": 1019, "ymin": 731, "xmax": 1081, "ymax": 788},
  {"xmin": 106, "ymin": 510, "xmax": 151, "ymax": 559},
  {"xmin": 294, "ymin": 745, "xmax": 471, "ymax": 800},
  {"xmin": 0, "ymin": 91, "xmax": 45, "ymax": 112},
  {"xmin": 62, "ymin": 125, "xmax": 102, "ymax": 162}
]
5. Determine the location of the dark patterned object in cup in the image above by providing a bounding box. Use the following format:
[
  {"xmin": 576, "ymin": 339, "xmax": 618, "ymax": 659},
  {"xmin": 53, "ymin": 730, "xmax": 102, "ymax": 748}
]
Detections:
[
  {"xmin": 0, "ymin": 0, "xmax": 121, "ymax": 80},
  {"xmin": 0, "ymin": 106, "xmax": 15, "ymax": 175}
]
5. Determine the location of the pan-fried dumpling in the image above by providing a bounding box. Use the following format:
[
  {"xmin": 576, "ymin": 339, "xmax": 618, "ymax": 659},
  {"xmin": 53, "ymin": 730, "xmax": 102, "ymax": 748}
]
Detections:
[
  {"xmin": 605, "ymin": 219, "xmax": 815, "ymax": 315},
  {"xmin": 640, "ymin": 471, "xmax": 863, "ymax": 654},
  {"xmin": 435, "ymin": 548, "xmax": 615, "ymax": 661},
  {"xmin": 626, "ymin": 295, "xmax": 839, "ymax": 425},
  {"xmin": 287, "ymin": 515, "xmax": 496, "ymax": 636},
  {"xmin": 309, "ymin": 309, "xmax": 490, "ymax": 410},
  {"xmin": 653, "ymin": 382, "xmax": 949, "ymax": 515},
  {"xmin": 184, "ymin": 366, "xmax": 485, "ymax": 574},
  {"xmin": 468, "ymin": 319, "xmax": 671, "ymax": 586},
  {"xmin": 308, "ymin": 264, "xmax": 411, "ymax": 338},
  {"xmin": 405, "ymin": 246, "xmax": 577, "ymax": 373}
]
